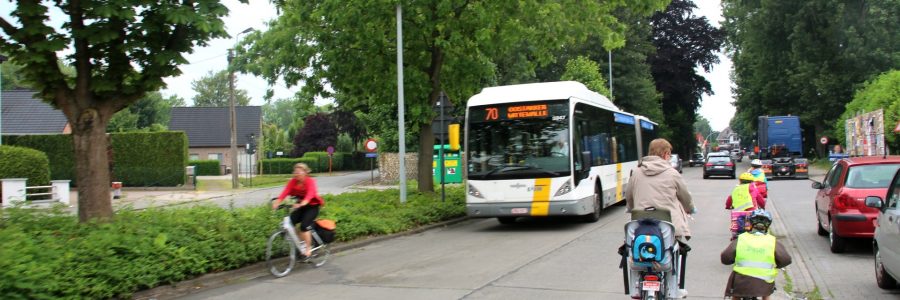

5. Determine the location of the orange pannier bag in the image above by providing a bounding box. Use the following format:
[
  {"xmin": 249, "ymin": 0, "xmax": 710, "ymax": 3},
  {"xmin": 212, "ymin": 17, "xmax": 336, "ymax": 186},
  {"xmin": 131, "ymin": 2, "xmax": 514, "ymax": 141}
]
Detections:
[{"xmin": 315, "ymin": 219, "xmax": 336, "ymax": 230}]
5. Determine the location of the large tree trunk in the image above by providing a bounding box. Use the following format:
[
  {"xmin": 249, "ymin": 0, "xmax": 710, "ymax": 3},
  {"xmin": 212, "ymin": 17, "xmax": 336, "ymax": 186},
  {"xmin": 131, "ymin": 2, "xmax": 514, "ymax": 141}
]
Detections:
[
  {"xmin": 417, "ymin": 122, "xmax": 435, "ymax": 193},
  {"xmin": 72, "ymin": 108, "xmax": 114, "ymax": 222}
]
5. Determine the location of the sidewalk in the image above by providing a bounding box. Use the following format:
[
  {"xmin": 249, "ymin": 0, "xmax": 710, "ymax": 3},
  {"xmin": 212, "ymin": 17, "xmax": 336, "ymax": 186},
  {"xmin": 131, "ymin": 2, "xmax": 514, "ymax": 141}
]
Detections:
[{"xmin": 52, "ymin": 170, "xmax": 383, "ymax": 212}]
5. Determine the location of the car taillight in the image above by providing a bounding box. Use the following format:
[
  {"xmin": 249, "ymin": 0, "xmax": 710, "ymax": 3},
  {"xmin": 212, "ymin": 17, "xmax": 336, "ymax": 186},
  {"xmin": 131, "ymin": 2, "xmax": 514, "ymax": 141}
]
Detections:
[
  {"xmin": 705, "ymin": 163, "xmax": 713, "ymax": 167},
  {"xmin": 834, "ymin": 194, "xmax": 857, "ymax": 209},
  {"xmin": 796, "ymin": 163, "xmax": 807, "ymax": 168},
  {"xmin": 726, "ymin": 162, "xmax": 734, "ymax": 167},
  {"xmin": 643, "ymin": 274, "xmax": 659, "ymax": 281}
]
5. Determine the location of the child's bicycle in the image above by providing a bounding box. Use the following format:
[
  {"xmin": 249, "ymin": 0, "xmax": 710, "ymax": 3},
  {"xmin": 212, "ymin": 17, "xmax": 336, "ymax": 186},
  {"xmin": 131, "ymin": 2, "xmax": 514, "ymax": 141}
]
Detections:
[{"xmin": 266, "ymin": 198, "xmax": 334, "ymax": 277}]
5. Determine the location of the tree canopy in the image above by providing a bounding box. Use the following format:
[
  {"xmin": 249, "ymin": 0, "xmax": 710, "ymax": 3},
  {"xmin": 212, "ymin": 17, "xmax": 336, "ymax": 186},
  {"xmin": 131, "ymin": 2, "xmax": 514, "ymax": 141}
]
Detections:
[
  {"xmin": 836, "ymin": 70, "xmax": 900, "ymax": 151},
  {"xmin": 723, "ymin": 0, "xmax": 900, "ymax": 153},
  {"xmin": 191, "ymin": 70, "xmax": 251, "ymax": 107},
  {"xmin": 107, "ymin": 92, "xmax": 184, "ymax": 132},
  {"xmin": 293, "ymin": 113, "xmax": 338, "ymax": 157},
  {"xmin": 0, "ymin": 0, "xmax": 239, "ymax": 222},
  {"xmin": 237, "ymin": 0, "xmax": 669, "ymax": 192},
  {"xmin": 649, "ymin": 0, "xmax": 725, "ymax": 156},
  {"xmin": 560, "ymin": 56, "xmax": 611, "ymax": 97}
]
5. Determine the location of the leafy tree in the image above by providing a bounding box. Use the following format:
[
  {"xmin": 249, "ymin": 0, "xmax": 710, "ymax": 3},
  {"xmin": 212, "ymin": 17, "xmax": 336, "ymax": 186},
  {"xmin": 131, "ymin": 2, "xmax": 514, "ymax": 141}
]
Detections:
[
  {"xmin": 261, "ymin": 123, "xmax": 293, "ymax": 157},
  {"xmin": 107, "ymin": 92, "xmax": 184, "ymax": 132},
  {"xmin": 1, "ymin": 57, "xmax": 30, "ymax": 90},
  {"xmin": 292, "ymin": 113, "xmax": 338, "ymax": 157},
  {"xmin": 237, "ymin": 0, "xmax": 669, "ymax": 192},
  {"xmin": 534, "ymin": 7, "xmax": 663, "ymax": 123},
  {"xmin": 0, "ymin": 0, "xmax": 237, "ymax": 222},
  {"xmin": 191, "ymin": 70, "xmax": 251, "ymax": 107},
  {"xmin": 694, "ymin": 116, "xmax": 713, "ymax": 142},
  {"xmin": 723, "ymin": 0, "xmax": 899, "ymax": 155},
  {"xmin": 331, "ymin": 109, "xmax": 368, "ymax": 151},
  {"xmin": 560, "ymin": 56, "xmax": 611, "ymax": 97},
  {"xmin": 836, "ymin": 70, "xmax": 900, "ymax": 152},
  {"xmin": 649, "ymin": 0, "xmax": 725, "ymax": 156}
]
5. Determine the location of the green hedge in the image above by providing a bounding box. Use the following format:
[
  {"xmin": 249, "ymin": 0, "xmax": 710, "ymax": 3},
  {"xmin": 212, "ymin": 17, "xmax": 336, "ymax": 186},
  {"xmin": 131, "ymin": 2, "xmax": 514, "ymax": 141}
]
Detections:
[
  {"xmin": 4, "ymin": 132, "xmax": 188, "ymax": 187},
  {"xmin": 188, "ymin": 160, "xmax": 220, "ymax": 176},
  {"xmin": 110, "ymin": 132, "xmax": 188, "ymax": 186},
  {"xmin": 0, "ymin": 186, "xmax": 465, "ymax": 299},
  {"xmin": 3, "ymin": 135, "xmax": 75, "ymax": 184},
  {"xmin": 259, "ymin": 152, "xmax": 375, "ymax": 174},
  {"xmin": 0, "ymin": 146, "xmax": 51, "ymax": 198}
]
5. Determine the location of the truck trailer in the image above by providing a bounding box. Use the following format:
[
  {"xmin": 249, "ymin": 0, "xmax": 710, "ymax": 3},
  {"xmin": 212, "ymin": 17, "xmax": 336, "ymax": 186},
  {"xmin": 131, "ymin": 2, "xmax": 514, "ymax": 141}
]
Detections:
[{"xmin": 756, "ymin": 116, "xmax": 808, "ymax": 179}]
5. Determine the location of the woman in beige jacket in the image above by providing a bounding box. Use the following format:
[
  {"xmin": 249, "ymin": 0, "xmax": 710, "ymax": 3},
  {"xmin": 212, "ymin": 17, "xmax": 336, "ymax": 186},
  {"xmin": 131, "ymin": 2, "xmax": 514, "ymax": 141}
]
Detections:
[{"xmin": 625, "ymin": 138, "xmax": 695, "ymax": 239}]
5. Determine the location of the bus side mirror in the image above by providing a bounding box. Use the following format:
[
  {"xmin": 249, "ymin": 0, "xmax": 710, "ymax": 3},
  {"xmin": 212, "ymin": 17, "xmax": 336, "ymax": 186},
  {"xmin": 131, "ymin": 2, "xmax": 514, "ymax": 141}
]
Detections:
[{"xmin": 581, "ymin": 151, "xmax": 592, "ymax": 168}]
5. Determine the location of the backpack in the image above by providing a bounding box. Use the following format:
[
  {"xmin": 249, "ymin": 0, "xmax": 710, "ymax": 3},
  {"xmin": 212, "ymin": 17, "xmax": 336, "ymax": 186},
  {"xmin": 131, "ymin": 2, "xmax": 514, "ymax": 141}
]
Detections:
[
  {"xmin": 314, "ymin": 219, "xmax": 336, "ymax": 244},
  {"xmin": 631, "ymin": 219, "xmax": 665, "ymax": 265}
]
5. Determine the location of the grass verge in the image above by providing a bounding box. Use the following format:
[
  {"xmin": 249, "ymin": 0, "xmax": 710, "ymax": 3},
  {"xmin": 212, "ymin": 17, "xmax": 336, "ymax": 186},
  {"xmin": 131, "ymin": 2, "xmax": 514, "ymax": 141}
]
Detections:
[{"xmin": 0, "ymin": 184, "xmax": 464, "ymax": 299}]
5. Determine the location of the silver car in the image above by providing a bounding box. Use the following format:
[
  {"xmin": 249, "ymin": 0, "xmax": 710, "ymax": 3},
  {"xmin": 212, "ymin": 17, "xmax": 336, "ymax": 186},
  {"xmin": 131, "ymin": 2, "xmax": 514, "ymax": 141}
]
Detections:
[
  {"xmin": 865, "ymin": 168, "xmax": 900, "ymax": 289},
  {"xmin": 669, "ymin": 154, "xmax": 683, "ymax": 173}
]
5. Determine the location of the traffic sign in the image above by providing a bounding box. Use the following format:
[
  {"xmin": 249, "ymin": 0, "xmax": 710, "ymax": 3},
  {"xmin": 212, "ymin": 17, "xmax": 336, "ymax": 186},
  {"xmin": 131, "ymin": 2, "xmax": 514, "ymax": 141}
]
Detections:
[
  {"xmin": 365, "ymin": 153, "xmax": 378, "ymax": 158},
  {"xmin": 820, "ymin": 136, "xmax": 829, "ymax": 145},
  {"xmin": 326, "ymin": 146, "xmax": 335, "ymax": 156},
  {"xmin": 365, "ymin": 138, "xmax": 378, "ymax": 152}
]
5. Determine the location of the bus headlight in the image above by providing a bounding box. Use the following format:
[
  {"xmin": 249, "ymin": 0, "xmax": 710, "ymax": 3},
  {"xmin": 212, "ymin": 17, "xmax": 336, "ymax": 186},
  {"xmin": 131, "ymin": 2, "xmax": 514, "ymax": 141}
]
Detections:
[
  {"xmin": 554, "ymin": 180, "xmax": 572, "ymax": 197},
  {"xmin": 467, "ymin": 183, "xmax": 484, "ymax": 198}
]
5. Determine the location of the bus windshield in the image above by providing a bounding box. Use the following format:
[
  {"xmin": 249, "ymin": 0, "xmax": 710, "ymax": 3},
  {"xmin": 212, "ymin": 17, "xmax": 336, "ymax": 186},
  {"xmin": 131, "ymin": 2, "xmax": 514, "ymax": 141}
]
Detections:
[{"xmin": 467, "ymin": 100, "xmax": 570, "ymax": 180}]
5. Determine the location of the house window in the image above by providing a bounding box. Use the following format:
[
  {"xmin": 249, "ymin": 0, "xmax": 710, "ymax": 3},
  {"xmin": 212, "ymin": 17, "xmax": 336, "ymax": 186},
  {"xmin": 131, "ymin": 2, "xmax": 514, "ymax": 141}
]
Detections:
[
  {"xmin": 208, "ymin": 153, "xmax": 223, "ymax": 161},
  {"xmin": 189, "ymin": 154, "xmax": 200, "ymax": 161}
]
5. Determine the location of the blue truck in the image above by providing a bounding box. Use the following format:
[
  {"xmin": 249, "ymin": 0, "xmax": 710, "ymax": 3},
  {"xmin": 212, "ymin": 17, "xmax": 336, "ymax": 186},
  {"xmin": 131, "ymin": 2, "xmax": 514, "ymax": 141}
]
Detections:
[{"xmin": 756, "ymin": 116, "xmax": 808, "ymax": 179}]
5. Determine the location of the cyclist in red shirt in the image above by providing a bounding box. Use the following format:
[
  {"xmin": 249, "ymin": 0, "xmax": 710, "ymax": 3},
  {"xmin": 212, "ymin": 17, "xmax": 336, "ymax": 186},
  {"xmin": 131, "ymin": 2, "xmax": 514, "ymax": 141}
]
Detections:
[{"xmin": 271, "ymin": 163, "xmax": 324, "ymax": 257}]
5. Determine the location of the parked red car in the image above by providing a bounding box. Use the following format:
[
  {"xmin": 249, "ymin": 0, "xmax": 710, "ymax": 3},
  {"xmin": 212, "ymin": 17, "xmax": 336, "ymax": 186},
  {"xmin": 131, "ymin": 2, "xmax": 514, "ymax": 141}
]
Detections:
[{"xmin": 812, "ymin": 156, "xmax": 900, "ymax": 253}]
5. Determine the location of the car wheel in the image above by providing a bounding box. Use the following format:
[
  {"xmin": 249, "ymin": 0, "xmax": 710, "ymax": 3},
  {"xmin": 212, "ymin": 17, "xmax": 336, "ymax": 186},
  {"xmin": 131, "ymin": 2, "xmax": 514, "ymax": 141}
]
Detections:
[
  {"xmin": 703, "ymin": 173, "xmax": 709, "ymax": 179},
  {"xmin": 816, "ymin": 207, "xmax": 827, "ymax": 236},
  {"xmin": 731, "ymin": 172, "xmax": 736, "ymax": 179},
  {"xmin": 876, "ymin": 244, "xmax": 898, "ymax": 289},
  {"xmin": 829, "ymin": 218, "xmax": 846, "ymax": 253}
]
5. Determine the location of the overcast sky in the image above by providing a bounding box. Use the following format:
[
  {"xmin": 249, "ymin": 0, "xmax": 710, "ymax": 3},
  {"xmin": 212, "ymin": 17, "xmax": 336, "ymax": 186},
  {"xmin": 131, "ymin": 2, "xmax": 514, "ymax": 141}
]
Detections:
[{"xmin": 2, "ymin": 0, "xmax": 735, "ymax": 130}]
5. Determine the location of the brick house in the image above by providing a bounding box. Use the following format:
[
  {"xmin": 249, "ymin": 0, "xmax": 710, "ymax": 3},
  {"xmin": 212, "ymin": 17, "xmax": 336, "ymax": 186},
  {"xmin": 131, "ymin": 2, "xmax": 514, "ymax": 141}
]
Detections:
[{"xmin": 168, "ymin": 106, "xmax": 262, "ymax": 175}]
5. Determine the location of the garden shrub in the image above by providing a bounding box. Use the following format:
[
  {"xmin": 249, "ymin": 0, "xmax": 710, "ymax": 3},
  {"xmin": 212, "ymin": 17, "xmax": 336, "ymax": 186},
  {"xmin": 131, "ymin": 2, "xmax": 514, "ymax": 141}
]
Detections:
[
  {"xmin": 0, "ymin": 145, "xmax": 51, "ymax": 197},
  {"xmin": 188, "ymin": 160, "xmax": 220, "ymax": 176},
  {"xmin": 0, "ymin": 185, "xmax": 464, "ymax": 298}
]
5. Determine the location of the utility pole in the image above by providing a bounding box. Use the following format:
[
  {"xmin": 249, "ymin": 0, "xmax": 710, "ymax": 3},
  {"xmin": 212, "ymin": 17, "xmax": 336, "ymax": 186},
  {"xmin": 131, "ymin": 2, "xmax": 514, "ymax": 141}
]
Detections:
[
  {"xmin": 396, "ymin": 4, "xmax": 407, "ymax": 203},
  {"xmin": 228, "ymin": 28, "xmax": 253, "ymax": 189}
]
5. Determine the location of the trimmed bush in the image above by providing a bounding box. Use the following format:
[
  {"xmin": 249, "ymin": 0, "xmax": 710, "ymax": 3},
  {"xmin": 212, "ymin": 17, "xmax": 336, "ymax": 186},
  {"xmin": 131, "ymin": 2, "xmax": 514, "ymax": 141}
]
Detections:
[
  {"xmin": 5, "ymin": 132, "xmax": 188, "ymax": 187},
  {"xmin": 0, "ymin": 185, "xmax": 465, "ymax": 299},
  {"xmin": 110, "ymin": 132, "xmax": 188, "ymax": 186},
  {"xmin": 259, "ymin": 158, "xmax": 317, "ymax": 174},
  {"xmin": 189, "ymin": 160, "xmax": 220, "ymax": 176},
  {"xmin": 3, "ymin": 135, "xmax": 75, "ymax": 184},
  {"xmin": 0, "ymin": 145, "xmax": 51, "ymax": 194}
]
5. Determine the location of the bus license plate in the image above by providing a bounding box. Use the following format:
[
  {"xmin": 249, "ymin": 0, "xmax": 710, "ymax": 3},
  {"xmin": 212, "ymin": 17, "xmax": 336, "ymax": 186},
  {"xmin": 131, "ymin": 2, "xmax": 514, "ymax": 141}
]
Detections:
[
  {"xmin": 642, "ymin": 281, "xmax": 660, "ymax": 291},
  {"xmin": 511, "ymin": 208, "xmax": 528, "ymax": 214}
]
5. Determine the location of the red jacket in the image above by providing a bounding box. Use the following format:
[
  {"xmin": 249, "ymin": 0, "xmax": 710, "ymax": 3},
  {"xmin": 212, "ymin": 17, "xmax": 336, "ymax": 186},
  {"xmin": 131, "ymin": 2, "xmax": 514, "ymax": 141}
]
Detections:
[{"xmin": 277, "ymin": 177, "xmax": 324, "ymax": 206}]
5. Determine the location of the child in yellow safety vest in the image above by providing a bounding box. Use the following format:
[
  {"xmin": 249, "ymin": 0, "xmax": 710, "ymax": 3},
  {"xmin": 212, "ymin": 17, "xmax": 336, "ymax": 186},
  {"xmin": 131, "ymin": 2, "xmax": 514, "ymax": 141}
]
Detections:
[
  {"xmin": 726, "ymin": 173, "xmax": 766, "ymax": 211},
  {"xmin": 721, "ymin": 210, "xmax": 792, "ymax": 300}
]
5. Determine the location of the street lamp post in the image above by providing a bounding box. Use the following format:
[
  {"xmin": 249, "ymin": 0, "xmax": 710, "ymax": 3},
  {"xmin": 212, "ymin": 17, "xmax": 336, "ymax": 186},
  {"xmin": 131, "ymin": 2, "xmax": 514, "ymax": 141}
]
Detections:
[{"xmin": 229, "ymin": 27, "xmax": 253, "ymax": 189}]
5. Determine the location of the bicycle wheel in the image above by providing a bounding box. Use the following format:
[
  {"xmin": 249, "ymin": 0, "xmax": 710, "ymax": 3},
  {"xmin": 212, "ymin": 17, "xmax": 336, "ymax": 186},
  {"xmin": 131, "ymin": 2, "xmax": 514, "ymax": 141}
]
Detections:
[
  {"xmin": 266, "ymin": 230, "xmax": 296, "ymax": 277},
  {"xmin": 306, "ymin": 242, "xmax": 330, "ymax": 267}
]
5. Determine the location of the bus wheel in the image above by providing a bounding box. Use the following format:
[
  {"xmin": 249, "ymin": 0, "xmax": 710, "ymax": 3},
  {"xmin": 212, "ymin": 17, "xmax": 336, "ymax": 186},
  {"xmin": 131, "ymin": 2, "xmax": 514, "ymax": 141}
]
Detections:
[
  {"xmin": 497, "ymin": 217, "xmax": 517, "ymax": 225},
  {"xmin": 583, "ymin": 187, "xmax": 602, "ymax": 223}
]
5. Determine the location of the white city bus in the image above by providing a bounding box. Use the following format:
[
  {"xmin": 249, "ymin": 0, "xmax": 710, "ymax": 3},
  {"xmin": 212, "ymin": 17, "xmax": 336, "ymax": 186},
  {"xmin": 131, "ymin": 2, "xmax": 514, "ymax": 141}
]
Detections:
[{"xmin": 465, "ymin": 81, "xmax": 658, "ymax": 224}]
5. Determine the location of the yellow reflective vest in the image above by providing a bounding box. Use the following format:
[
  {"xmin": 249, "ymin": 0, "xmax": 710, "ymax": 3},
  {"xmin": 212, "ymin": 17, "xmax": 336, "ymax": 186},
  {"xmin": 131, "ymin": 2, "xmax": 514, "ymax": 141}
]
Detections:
[
  {"xmin": 734, "ymin": 233, "xmax": 778, "ymax": 283},
  {"xmin": 731, "ymin": 184, "xmax": 755, "ymax": 211}
]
